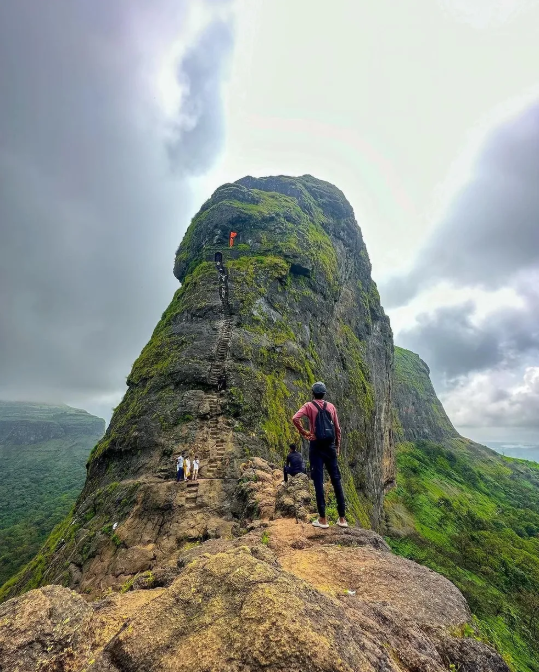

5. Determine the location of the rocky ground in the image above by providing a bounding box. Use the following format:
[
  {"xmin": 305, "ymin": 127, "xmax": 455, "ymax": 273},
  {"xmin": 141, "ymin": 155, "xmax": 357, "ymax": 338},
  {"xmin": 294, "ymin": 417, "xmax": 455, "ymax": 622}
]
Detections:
[{"xmin": 0, "ymin": 468, "xmax": 509, "ymax": 672}]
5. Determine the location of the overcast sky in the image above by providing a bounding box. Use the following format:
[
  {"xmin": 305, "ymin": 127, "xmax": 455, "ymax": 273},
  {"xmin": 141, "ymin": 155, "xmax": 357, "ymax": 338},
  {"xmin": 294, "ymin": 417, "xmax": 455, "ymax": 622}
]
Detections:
[{"xmin": 1, "ymin": 0, "xmax": 538, "ymax": 445}]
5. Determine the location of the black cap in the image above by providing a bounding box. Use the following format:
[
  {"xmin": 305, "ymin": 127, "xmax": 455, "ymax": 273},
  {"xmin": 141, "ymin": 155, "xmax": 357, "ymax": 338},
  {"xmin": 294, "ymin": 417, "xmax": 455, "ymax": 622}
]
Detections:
[{"xmin": 312, "ymin": 381, "xmax": 327, "ymax": 395}]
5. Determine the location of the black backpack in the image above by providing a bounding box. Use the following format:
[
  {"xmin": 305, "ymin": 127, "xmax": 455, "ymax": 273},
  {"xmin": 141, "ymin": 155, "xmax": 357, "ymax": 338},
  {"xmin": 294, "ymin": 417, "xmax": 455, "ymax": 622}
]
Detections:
[{"xmin": 312, "ymin": 401, "xmax": 335, "ymax": 442}]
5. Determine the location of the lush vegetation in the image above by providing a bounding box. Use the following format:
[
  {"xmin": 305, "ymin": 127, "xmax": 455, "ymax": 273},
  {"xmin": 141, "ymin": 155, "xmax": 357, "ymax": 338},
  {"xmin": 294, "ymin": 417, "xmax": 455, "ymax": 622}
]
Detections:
[
  {"xmin": 0, "ymin": 402, "xmax": 104, "ymax": 587},
  {"xmin": 385, "ymin": 438, "xmax": 539, "ymax": 671}
]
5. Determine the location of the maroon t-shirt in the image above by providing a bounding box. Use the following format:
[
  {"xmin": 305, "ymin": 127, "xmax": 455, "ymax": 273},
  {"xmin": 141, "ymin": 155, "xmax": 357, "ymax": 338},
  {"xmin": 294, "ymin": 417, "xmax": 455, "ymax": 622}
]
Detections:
[{"xmin": 292, "ymin": 400, "xmax": 341, "ymax": 446}]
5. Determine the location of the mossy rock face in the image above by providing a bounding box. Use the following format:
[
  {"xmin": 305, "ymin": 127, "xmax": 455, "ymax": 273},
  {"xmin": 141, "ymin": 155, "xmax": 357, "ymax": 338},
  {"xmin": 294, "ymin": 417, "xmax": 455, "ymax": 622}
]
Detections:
[
  {"xmin": 174, "ymin": 175, "xmax": 394, "ymax": 520},
  {"xmin": 3, "ymin": 175, "xmax": 394, "ymax": 600},
  {"xmin": 393, "ymin": 347, "xmax": 458, "ymax": 443}
]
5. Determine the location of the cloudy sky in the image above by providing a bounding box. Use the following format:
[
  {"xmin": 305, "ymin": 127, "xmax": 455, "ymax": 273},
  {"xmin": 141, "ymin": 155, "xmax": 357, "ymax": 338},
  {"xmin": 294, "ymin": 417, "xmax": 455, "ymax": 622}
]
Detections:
[{"xmin": 1, "ymin": 0, "xmax": 538, "ymax": 447}]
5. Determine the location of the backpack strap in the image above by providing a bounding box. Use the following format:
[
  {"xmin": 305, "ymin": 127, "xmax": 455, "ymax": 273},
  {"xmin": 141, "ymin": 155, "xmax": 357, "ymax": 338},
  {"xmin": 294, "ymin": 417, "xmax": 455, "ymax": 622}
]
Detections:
[{"xmin": 311, "ymin": 400, "xmax": 327, "ymax": 413}]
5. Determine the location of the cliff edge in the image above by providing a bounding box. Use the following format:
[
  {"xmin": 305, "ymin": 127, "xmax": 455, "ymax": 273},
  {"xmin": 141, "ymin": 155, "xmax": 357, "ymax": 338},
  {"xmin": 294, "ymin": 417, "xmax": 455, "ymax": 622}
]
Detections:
[{"xmin": 0, "ymin": 500, "xmax": 508, "ymax": 671}]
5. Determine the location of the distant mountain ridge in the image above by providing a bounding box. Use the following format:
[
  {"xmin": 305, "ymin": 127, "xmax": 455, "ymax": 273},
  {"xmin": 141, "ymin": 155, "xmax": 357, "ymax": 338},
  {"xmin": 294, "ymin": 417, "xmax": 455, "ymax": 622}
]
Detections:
[
  {"xmin": 393, "ymin": 346, "xmax": 458, "ymax": 443},
  {"xmin": 0, "ymin": 401, "xmax": 104, "ymax": 586},
  {"xmin": 389, "ymin": 347, "xmax": 539, "ymax": 671},
  {"xmin": 0, "ymin": 400, "xmax": 104, "ymax": 444}
]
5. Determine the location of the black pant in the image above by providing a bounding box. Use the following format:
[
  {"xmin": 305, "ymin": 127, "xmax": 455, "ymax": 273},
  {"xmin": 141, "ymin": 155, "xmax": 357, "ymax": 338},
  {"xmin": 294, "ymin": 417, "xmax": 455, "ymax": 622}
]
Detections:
[
  {"xmin": 283, "ymin": 466, "xmax": 304, "ymax": 482},
  {"xmin": 309, "ymin": 440, "xmax": 346, "ymax": 518}
]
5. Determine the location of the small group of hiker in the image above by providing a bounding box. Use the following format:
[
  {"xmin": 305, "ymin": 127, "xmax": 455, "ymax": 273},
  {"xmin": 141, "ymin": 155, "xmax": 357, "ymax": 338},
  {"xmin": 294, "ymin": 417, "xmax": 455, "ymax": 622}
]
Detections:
[
  {"xmin": 175, "ymin": 454, "xmax": 200, "ymax": 482},
  {"xmin": 291, "ymin": 381, "xmax": 348, "ymax": 529},
  {"xmin": 171, "ymin": 381, "xmax": 347, "ymax": 528}
]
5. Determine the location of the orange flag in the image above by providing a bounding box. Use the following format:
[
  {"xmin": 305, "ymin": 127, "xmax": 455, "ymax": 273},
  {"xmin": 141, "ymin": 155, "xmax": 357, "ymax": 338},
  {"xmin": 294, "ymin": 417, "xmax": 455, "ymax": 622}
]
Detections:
[{"xmin": 229, "ymin": 231, "xmax": 237, "ymax": 247}]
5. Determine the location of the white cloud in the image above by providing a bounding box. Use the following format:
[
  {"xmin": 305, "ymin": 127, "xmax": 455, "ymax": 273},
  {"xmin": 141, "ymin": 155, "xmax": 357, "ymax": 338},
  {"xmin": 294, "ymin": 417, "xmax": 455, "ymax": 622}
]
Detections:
[
  {"xmin": 445, "ymin": 366, "xmax": 539, "ymax": 431},
  {"xmin": 0, "ymin": 0, "xmax": 236, "ymax": 422}
]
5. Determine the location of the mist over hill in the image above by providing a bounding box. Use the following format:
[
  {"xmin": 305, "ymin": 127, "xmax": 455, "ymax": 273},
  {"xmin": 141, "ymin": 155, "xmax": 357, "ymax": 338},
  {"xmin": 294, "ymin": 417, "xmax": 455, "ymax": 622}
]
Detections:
[{"xmin": 0, "ymin": 401, "xmax": 104, "ymax": 586}]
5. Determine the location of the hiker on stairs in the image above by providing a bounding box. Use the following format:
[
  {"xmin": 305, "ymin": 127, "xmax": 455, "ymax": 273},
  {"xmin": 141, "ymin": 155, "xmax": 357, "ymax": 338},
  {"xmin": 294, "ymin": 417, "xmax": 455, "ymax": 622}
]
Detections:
[
  {"xmin": 183, "ymin": 456, "xmax": 191, "ymax": 482},
  {"xmin": 175, "ymin": 454, "xmax": 184, "ymax": 482},
  {"xmin": 192, "ymin": 456, "xmax": 200, "ymax": 480},
  {"xmin": 292, "ymin": 382, "xmax": 348, "ymax": 529}
]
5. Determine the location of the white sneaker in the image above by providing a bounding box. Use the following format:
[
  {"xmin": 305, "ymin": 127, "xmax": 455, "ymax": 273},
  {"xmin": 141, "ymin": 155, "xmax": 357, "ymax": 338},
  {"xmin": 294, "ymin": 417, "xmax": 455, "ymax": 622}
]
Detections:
[
  {"xmin": 312, "ymin": 519, "xmax": 329, "ymax": 529},
  {"xmin": 336, "ymin": 520, "xmax": 349, "ymax": 528}
]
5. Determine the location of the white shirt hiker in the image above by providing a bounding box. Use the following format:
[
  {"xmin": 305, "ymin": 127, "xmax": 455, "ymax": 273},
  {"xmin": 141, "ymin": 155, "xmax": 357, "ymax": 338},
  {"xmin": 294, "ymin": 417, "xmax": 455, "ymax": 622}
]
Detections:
[
  {"xmin": 193, "ymin": 459, "xmax": 200, "ymax": 472},
  {"xmin": 176, "ymin": 456, "xmax": 184, "ymax": 471}
]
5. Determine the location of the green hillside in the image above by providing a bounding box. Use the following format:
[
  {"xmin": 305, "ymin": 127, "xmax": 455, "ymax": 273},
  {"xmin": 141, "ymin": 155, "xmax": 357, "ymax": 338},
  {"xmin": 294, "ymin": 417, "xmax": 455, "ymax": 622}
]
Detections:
[
  {"xmin": 387, "ymin": 349, "xmax": 539, "ymax": 671},
  {"xmin": 0, "ymin": 402, "xmax": 104, "ymax": 586}
]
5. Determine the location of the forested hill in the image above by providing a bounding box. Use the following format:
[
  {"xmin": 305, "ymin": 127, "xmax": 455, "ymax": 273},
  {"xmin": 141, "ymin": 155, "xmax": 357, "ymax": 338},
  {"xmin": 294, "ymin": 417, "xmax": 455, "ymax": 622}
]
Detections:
[
  {"xmin": 387, "ymin": 347, "xmax": 539, "ymax": 672},
  {"xmin": 0, "ymin": 402, "xmax": 104, "ymax": 586}
]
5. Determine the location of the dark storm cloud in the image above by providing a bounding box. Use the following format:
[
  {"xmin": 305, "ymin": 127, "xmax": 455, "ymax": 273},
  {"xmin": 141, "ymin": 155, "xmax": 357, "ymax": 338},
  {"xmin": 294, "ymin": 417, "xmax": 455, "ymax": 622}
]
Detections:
[
  {"xmin": 0, "ymin": 1, "xmax": 234, "ymax": 411},
  {"xmin": 398, "ymin": 278, "xmax": 539, "ymax": 386},
  {"xmin": 382, "ymin": 101, "xmax": 539, "ymax": 307},
  {"xmin": 167, "ymin": 18, "xmax": 233, "ymax": 173},
  {"xmin": 398, "ymin": 302, "xmax": 501, "ymax": 380}
]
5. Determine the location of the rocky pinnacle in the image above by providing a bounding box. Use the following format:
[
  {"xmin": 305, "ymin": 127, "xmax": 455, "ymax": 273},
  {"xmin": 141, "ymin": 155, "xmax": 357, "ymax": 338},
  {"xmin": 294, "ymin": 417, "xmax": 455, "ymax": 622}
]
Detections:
[{"xmin": 3, "ymin": 175, "xmax": 395, "ymax": 599}]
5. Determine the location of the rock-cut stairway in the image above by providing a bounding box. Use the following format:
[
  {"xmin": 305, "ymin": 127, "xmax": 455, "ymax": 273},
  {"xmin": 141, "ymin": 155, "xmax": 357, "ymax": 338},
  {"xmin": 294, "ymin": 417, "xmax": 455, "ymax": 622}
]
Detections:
[
  {"xmin": 207, "ymin": 317, "xmax": 233, "ymax": 388},
  {"xmin": 184, "ymin": 480, "xmax": 200, "ymax": 509},
  {"xmin": 189, "ymin": 256, "xmax": 234, "ymax": 507}
]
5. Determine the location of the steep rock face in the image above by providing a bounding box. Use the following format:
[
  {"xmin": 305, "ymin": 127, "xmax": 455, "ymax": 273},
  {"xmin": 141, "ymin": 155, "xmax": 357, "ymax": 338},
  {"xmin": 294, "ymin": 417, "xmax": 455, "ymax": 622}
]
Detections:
[
  {"xmin": 2, "ymin": 175, "xmax": 394, "ymax": 599},
  {"xmin": 0, "ymin": 519, "xmax": 510, "ymax": 672},
  {"xmin": 171, "ymin": 174, "xmax": 395, "ymax": 507},
  {"xmin": 393, "ymin": 347, "xmax": 458, "ymax": 443}
]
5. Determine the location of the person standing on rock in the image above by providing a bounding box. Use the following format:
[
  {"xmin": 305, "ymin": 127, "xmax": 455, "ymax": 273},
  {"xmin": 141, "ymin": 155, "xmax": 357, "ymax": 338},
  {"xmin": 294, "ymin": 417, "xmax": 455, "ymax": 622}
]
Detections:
[
  {"xmin": 183, "ymin": 455, "xmax": 191, "ymax": 481},
  {"xmin": 176, "ymin": 454, "xmax": 184, "ymax": 482},
  {"xmin": 292, "ymin": 382, "xmax": 348, "ymax": 528}
]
